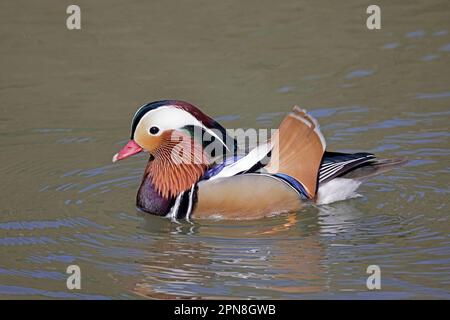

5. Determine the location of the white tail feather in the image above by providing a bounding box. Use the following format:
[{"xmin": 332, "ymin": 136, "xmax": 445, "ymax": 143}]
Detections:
[{"xmin": 316, "ymin": 178, "xmax": 362, "ymax": 205}]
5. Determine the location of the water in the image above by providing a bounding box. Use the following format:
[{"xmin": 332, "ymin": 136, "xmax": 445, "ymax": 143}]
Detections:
[{"xmin": 0, "ymin": 0, "xmax": 449, "ymax": 299}]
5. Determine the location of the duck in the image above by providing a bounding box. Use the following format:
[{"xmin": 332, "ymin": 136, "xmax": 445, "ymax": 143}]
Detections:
[{"xmin": 113, "ymin": 100, "xmax": 406, "ymax": 220}]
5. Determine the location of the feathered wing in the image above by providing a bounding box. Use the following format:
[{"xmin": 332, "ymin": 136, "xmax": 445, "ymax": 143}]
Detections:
[
  {"xmin": 319, "ymin": 152, "xmax": 376, "ymax": 184},
  {"xmin": 264, "ymin": 106, "xmax": 326, "ymax": 198},
  {"xmin": 195, "ymin": 173, "xmax": 303, "ymax": 219},
  {"xmin": 319, "ymin": 151, "xmax": 407, "ymax": 183},
  {"xmin": 205, "ymin": 142, "xmax": 272, "ymax": 181}
]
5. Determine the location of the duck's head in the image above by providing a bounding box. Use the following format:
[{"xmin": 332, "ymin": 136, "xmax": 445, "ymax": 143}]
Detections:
[
  {"xmin": 113, "ymin": 100, "xmax": 235, "ymax": 198},
  {"xmin": 113, "ymin": 100, "xmax": 233, "ymax": 163}
]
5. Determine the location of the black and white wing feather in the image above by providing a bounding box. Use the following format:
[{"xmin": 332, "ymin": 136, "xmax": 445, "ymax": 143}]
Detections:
[{"xmin": 319, "ymin": 152, "xmax": 376, "ymax": 184}]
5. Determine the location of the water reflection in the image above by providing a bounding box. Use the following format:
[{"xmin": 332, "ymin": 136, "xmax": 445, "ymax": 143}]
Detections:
[{"xmin": 134, "ymin": 212, "xmax": 327, "ymax": 298}]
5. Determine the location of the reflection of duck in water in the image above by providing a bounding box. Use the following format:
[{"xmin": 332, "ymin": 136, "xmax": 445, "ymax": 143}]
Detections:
[
  {"xmin": 113, "ymin": 100, "xmax": 406, "ymax": 220},
  {"xmin": 133, "ymin": 212, "xmax": 327, "ymax": 299}
]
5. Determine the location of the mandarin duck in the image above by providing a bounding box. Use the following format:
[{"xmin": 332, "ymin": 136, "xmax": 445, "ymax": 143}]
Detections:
[{"xmin": 113, "ymin": 100, "xmax": 406, "ymax": 220}]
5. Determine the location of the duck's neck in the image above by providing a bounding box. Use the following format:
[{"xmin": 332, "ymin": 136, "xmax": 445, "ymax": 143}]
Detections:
[{"xmin": 136, "ymin": 143, "xmax": 208, "ymax": 215}]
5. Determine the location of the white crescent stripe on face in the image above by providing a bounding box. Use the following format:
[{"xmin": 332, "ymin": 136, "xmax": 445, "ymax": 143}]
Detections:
[{"xmin": 135, "ymin": 106, "xmax": 229, "ymax": 151}]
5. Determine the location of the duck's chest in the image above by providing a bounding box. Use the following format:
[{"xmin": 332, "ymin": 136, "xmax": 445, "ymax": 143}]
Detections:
[
  {"xmin": 136, "ymin": 175, "xmax": 174, "ymax": 216},
  {"xmin": 137, "ymin": 173, "xmax": 199, "ymax": 219}
]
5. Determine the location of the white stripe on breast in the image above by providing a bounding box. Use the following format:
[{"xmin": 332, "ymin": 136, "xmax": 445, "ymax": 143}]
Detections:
[
  {"xmin": 185, "ymin": 184, "xmax": 196, "ymax": 221},
  {"xmin": 167, "ymin": 192, "xmax": 183, "ymax": 222}
]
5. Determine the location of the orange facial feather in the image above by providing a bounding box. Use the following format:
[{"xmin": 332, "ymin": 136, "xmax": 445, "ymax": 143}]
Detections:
[{"xmin": 145, "ymin": 131, "xmax": 210, "ymax": 199}]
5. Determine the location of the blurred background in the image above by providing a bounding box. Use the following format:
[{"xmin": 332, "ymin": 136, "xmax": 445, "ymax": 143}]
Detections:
[{"xmin": 0, "ymin": 0, "xmax": 449, "ymax": 299}]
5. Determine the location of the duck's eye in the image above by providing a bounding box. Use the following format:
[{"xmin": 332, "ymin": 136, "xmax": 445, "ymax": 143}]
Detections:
[{"xmin": 149, "ymin": 126, "xmax": 160, "ymax": 135}]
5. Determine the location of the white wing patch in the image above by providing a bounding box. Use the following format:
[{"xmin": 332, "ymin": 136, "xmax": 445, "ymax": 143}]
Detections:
[{"xmin": 208, "ymin": 142, "xmax": 273, "ymax": 181}]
